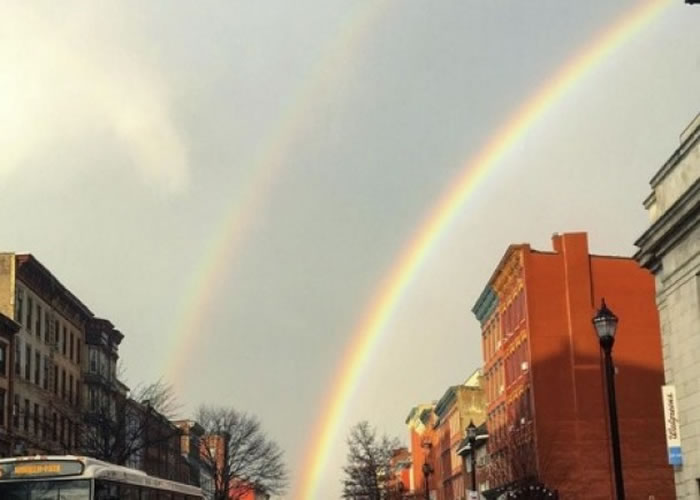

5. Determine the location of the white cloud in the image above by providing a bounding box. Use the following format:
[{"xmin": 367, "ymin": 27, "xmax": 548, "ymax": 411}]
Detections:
[{"xmin": 0, "ymin": 3, "xmax": 189, "ymax": 192}]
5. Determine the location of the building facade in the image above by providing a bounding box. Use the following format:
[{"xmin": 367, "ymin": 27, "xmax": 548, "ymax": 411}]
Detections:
[
  {"xmin": 406, "ymin": 404, "xmax": 437, "ymax": 499},
  {"xmin": 433, "ymin": 372, "xmax": 486, "ymax": 500},
  {"xmin": 0, "ymin": 312, "xmax": 20, "ymax": 456},
  {"xmin": 636, "ymin": 112, "xmax": 700, "ymax": 498},
  {"xmin": 0, "ymin": 253, "xmax": 91, "ymax": 456},
  {"xmin": 472, "ymin": 232, "xmax": 674, "ymax": 499}
]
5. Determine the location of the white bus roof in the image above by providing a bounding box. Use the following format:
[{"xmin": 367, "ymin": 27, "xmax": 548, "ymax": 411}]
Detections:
[{"xmin": 0, "ymin": 456, "xmax": 203, "ymax": 496}]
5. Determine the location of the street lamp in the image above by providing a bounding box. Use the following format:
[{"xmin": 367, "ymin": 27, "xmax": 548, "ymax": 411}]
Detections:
[
  {"xmin": 421, "ymin": 461, "xmax": 433, "ymax": 500},
  {"xmin": 592, "ymin": 298, "xmax": 625, "ymax": 500},
  {"xmin": 467, "ymin": 420, "xmax": 478, "ymax": 495}
]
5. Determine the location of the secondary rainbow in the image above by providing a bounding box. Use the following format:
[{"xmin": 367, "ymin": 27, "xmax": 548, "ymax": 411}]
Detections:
[
  {"xmin": 294, "ymin": 1, "xmax": 672, "ymax": 498},
  {"xmin": 162, "ymin": 0, "xmax": 396, "ymax": 384}
]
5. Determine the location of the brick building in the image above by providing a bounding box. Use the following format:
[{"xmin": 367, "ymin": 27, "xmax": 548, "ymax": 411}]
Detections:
[
  {"xmin": 636, "ymin": 112, "xmax": 700, "ymax": 498},
  {"xmin": 406, "ymin": 404, "xmax": 437, "ymax": 498},
  {"xmin": 472, "ymin": 232, "xmax": 674, "ymax": 498}
]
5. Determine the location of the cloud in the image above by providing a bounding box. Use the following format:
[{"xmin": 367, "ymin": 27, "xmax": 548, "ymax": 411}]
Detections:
[{"xmin": 0, "ymin": 3, "xmax": 189, "ymax": 192}]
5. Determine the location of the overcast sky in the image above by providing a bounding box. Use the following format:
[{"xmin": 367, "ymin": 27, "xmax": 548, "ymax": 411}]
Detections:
[{"xmin": 1, "ymin": 1, "xmax": 699, "ymax": 498}]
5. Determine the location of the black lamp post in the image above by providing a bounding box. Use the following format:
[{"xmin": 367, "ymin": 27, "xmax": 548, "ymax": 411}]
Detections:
[
  {"xmin": 467, "ymin": 420, "xmax": 477, "ymax": 495},
  {"xmin": 592, "ymin": 298, "xmax": 625, "ymax": 500},
  {"xmin": 422, "ymin": 461, "xmax": 433, "ymax": 500}
]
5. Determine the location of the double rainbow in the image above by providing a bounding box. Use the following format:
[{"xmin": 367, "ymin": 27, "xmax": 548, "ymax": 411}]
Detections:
[{"xmin": 293, "ymin": 1, "xmax": 671, "ymax": 498}]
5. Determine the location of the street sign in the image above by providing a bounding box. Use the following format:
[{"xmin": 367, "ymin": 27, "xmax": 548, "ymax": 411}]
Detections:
[{"xmin": 662, "ymin": 385, "xmax": 683, "ymax": 466}]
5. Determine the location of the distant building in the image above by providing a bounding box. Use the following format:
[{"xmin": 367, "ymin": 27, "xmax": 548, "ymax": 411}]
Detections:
[
  {"xmin": 405, "ymin": 404, "xmax": 437, "ymax": 498},
  {"xmin": 635, "ymin": 112, "xmax": 700, "ymax": 498},
  {"xmin": 432, "ymin": 371, "xmax": 486, "ymax": 500},
  {"xmin": 388, "ymin": 447, "xmax": 412, "ymax": 496},
  {"xmin": 0, "ymin": 312, "xmax": 20, "ymax": 456},
  {"xmin": 472, "ymin": 232, "xmax": 674, "ymax": 498}
]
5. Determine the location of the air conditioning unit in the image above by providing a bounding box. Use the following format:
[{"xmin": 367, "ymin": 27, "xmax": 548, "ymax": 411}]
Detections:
[{"xmin": 521, "ymin": 362, "xmax": 529, "ymax": 371}]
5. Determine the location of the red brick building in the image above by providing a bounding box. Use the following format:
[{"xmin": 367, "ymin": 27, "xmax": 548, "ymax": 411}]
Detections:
[{"xmin": 472, "ymin": 232, "xmax": 674, "ymax": 499}]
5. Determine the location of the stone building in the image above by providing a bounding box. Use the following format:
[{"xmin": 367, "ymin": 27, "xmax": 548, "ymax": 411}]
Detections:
[
  {"xmin": 0, "ymin": 312, "xmax": 20, "ymax": 456},
  {"xmin": 0, "ymin": 253, "xmax": 90, "ymax": 456},
  {"xmin": 635, "ymin": 112, "xmax": 700, "ymax": 498}
]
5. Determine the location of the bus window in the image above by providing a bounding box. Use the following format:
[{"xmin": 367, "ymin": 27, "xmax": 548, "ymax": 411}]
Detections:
[
  {"xmin": 119, "ymin": 483, "xmax": 139, "ymax": 500},
  {"xmin": 0, "ymin": 479, "xmax": 90, "ymax": 499},
  {"xmin": 94, "ymin": 480, "xmax": 119, "ymax": 500}
]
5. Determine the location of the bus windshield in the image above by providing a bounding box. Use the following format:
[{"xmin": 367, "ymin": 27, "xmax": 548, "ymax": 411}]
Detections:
[{"xmin": 0, "ymin": 479, "xmax": 90, "ymax": 500}]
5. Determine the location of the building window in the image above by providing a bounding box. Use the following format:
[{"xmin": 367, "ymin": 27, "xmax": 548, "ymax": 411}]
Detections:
[
  {"xmin": 62, "ymin": 326, "xmax": 67, "ymax": 356},
  {"xmin": 61, "ymin": 369, "xmax": 66, "ymax": 400},
  {"xmin": 76, "ymin": 380, "xmax": 81, "ymax": 406},
  {"xmin": 43, "ymin": 355, "xmax": 49, "ymax": 390},
  {"xmin": 36, "ymin": 304, "xmax": 42, "ymax": 338},
  {"xmin": 13, "ymin": 395, "xmax": 19, "ymax": 428},
  {"xmin": 34, "ymin": 351, "xmax": 40, "ymax": 385},
  {"xmin": 89, "ymin": 387, "xmax": 96, "ymax": 411},
  {"xmin": 89, "ymin": 348, "xmax": 97, "ymax": 373},
  {"xmin": 69, "ymin": 333, "xmax": 74, "ymax": 362},
  {"xmin": 54, "ymin": 366, "xmax": 58, "ymax": 394},
  {"xmin": 52, "ymin": 412, "xmax": 57, "ymax": 442},
  {"xmin": 25, "ymin": 345, "xmax": 31, "ymax": 380},
  {"xmin": 60, "ymin": 415, "xmax": 65, "ymax": 445},
  {"xmin": 0, "ymin": 389, "xmax": 5, "ymax": 427},
  {"xmin": 33, "ymin": 402, "xmax": 39, "ymax": 435},
  {"xmin": 0, "ymin": 342, "xmax": 6, "ymax": 377},
  {"xmin": 69, "ymin": 374, "xmax": 74, "ymax": 404},
  {"xmin": 77, "ymin": 339, "xmax": 81, "ymax": 364},
  {"xmin": 15, "ymin": 289, "xmax": 23, "ymax": 326},
  {"xmin": 23, "ymin": 398, "xmax": 29, "ymax": 432},
  {"xmin": 44, "ymin": 314, "xmax": 50, "ymax": 344},
  {"xmin": 26, "ymin": 297, "xmax": 33, "ymax": 332},
  {"xmin": 15, "ymin": 338, "xmax": 21, "ymax": 376}
]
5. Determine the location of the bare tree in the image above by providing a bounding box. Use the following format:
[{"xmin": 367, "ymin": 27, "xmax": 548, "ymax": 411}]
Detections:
[
  {"xmin": 197, "ymin": 405, "xmax": 288, "ymax": 500},
  {"xmin": 80, "ymin": 379, "xmax": 182, "ymax": 467},
  {"xmin": 341, "ymin": 421, "xmax": 402, "ymax": 500}
]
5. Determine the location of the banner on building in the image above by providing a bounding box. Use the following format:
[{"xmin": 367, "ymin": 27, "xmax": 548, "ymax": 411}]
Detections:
[{"xmin": 662, "ymin": 385, "xmax": 683, "ymax": 466}]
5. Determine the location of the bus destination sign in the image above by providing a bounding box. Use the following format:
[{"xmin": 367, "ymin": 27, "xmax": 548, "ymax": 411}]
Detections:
[{"xmin": 0, "ymin": 460, "xmax": 84, "ymax": 479}]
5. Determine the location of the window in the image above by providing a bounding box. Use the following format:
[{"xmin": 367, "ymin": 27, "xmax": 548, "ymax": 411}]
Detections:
[
  {"xmin": 69, "ymin": 374, "xmax": 74, "ymax": 404},
  {"xmin": 25, "ymin": 345, "xmax": 31, "ymax": 380},
  {"xmin": 43, "ymin": 355, "xmax": 49, "ymax": 390},
  {"xmin": 36, "ymin": 304, "xmax": 42, "ymax": 337},
  {"xmin": 61, "ymin": 369, "xmax": 66, "ymax": 399},
  {"xmin": 70, "ymin": 333, "xmax": 74, "ymax": 361},
  {"xmin": 26, "ymin": 296, "xmax": 33, "ymax": 331},
  {"xmin": 35, "ymin": 351, "xmax": 40, "ymax": 385},
  {"xmin": 76, "ymin": 380, "xmax": 81, "ymax": 406},
  {"xmin": 23, "ymin": 398, "xmax": 29, "ymax": 431},
  {"xmin": 77, "ymin": 339, "xmax": 81, "ymax": 364},
  {"xmin": 89, "ymin": 387, "xmax": 96, "ymax": 411},
  {"xmin": 15, "ymin": 338, "xmax": 21, "ymax": 376},
  {"xmin": 60, "ymin": 415, "xmax": 65, "ymax": 445},
  {"xmin": 0, "ymin": 389, "xmax": 5, "ymax": 427},
  {"xmin": 15, "ymin": 288, "xmax": 23, "ymax": 326},
  {"xmin": 33, "ymin": 402, "xmax": 39, "ymax": 435},
  {"xmin": 0, "ymin": 343, "xmax": 6, "ymax": 376},
  {"xmin": 54, "ymin": 365, "xmax": 59, "ymax": 394},
  {"xmin": 52, "ymin": 412, "xmax": 57, "ymax": 441},
  {"xmin": 44, "ymin": 313, "xmax": 50, "ymax": 343},
  {"xmin": 89, "ymin": 348, "xmax": 98, "ymax": 373},
  {"xmin": 62, "ymin": 325, "xmax": 67, "ymax": 356},
  {"xmin": 13, "ymin": 395, "xmax": 19, "ymax": 428}
]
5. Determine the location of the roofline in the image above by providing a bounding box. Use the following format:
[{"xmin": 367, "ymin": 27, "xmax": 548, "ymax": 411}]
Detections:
[{"xmin": 16, "ymin": 254, "xmax": 93, "ymax": 317}]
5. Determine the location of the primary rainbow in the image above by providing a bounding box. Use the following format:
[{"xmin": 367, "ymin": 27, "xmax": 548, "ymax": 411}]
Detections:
[
  {"xmin": 162, "ymin": 0, "xmax": 396, "ymax": 384},
  {"xmin": 294, "ymin": 1, "xmax": 671, "ymax": 498}
]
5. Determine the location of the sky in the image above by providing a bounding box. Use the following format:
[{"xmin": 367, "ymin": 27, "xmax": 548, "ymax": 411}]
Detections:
[{"xmin": 1, "ymin": 1, "xmax": 699, "ymax": 498}]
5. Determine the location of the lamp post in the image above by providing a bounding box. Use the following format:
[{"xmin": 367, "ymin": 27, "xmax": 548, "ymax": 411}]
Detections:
[
  {"xmin": 592, "ymin": 298, "xmax": 625, "ymax": 500},
  {"xmin": 422, "ymin": 461, "xmax": 433, "ymax": 500},
  {"xmin": 467, "ymin": 420, "xmax": 477, "ymax": 495}
]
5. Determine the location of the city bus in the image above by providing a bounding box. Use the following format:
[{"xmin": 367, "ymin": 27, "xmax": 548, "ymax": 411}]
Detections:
[{"xmin": 0, "ymin": 456, "xmax": 204, "ymax": 499}]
